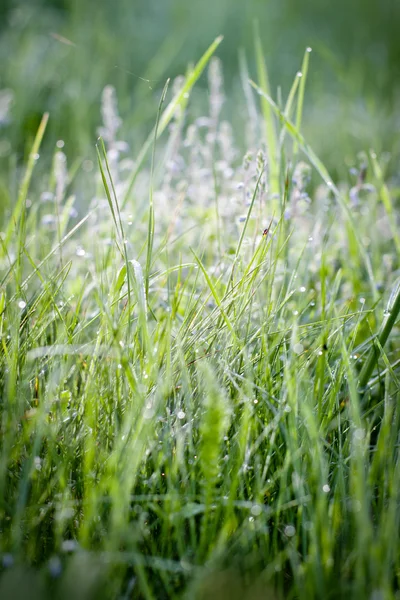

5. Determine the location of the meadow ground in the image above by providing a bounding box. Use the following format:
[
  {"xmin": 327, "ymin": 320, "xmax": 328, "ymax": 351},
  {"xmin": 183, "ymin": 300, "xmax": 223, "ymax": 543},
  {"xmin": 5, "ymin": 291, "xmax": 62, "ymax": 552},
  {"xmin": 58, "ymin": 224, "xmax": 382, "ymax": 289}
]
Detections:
[{"xmin": 0, "ymin": 35, "xmax": 399, "ymax": 599}]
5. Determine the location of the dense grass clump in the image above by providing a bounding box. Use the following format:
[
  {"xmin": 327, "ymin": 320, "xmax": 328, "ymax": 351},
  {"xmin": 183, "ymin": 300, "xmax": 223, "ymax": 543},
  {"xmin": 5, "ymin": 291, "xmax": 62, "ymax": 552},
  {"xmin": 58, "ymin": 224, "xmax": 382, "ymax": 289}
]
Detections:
[{"xmin": 0, "ymin": 38, "xmax": 399, "ymax": 599}]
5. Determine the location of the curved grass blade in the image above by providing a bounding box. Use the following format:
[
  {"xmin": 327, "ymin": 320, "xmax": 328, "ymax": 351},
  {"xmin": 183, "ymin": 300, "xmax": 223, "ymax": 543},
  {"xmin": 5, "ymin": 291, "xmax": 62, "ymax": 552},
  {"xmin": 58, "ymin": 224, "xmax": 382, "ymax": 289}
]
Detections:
[
  {"xmin": 122, "ymin": 35, "xmax": 224, "ymax": 207},
  {"xmin": 249, "ymin": 79, "xmax": 377, "ymax": 299}
]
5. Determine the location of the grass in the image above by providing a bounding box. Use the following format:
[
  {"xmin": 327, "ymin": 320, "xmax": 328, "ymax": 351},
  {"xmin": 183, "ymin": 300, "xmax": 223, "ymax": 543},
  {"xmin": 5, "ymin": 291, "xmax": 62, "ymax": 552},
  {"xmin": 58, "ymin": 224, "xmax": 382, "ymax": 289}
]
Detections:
[{"xmin": 0, "ymin": 36, "xmax": 399, "ymax": 600}]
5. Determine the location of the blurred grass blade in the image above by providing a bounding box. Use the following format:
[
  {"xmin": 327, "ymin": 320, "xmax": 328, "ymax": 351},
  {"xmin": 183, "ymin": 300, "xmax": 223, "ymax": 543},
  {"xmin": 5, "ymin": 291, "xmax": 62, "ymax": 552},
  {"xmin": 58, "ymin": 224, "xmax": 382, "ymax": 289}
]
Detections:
[
  {"xmin": 123, "ymin": 35, "xmax": 224, "ymax": 206},
  {"xmin": 146, "ymin": 79, "xmax": 170, "ymax": 302},
  {"xmin": 249, "ymin": 78, "xmax": 377, "ymax": 298},
  {"xmin": 279, "ymin": 71, "xmax": 302, "ymax": 150},
  {"xmin": 369, "ymin": 150, "xmax": 400, "ymax": 254},
  {"xmin": 294, "ymin": 47, "xmax": 312, "ymax": 154},
  {"xmin": 254, "ymin": 21, "xmax": 279, "ymax": 203},
  {"xmin": 4, "ymin": 112, "xmax": 49, "ymax": 249}
]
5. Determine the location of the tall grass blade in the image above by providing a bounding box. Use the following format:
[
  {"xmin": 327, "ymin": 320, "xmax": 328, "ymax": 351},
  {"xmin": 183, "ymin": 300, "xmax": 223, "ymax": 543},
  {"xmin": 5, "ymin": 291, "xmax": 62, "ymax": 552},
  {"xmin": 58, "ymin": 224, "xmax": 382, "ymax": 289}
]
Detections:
[
  {"xmin": 358, "ymin": 277, "xmax": 400, "ymax": 391},
  {"xmin": 123, "ymin": 35, "xmax": 224, "ymax": 206},
  {"xmin": 254, "ymin": 22, "xmax": 279, "ymax": 204}
]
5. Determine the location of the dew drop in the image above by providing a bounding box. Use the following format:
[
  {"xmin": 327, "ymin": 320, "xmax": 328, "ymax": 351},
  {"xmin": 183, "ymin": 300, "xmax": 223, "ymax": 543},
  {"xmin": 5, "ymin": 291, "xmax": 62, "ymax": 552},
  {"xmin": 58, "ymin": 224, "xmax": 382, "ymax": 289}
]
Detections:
[
  {"xmin": 76, "ymin": 247, "xmax": 86, "ymax": 257},
  {"xmin": 354, "ymin": 428, "xmax": 365, "ymax": 441},
  {"xmin": 322, "ymin": 484, "xmax": 330, "ymax": 493},
  {"xmin": 251, "ymin": 504, "xmax": 262, "ymax": 516},
  {"xmin": 177, "ymin": 410, "xmax": 185, "ymax": 420},
  {"xmin": 17, "ymin": 299, "xmax": 26, "ymax": 309},
  {"xmin": 293, "ymin": 342, "xmax": 304, "ymax": 355},
  {"xmin": 284, "ymin": 525, "xmax": 296, "ymax": 537}
]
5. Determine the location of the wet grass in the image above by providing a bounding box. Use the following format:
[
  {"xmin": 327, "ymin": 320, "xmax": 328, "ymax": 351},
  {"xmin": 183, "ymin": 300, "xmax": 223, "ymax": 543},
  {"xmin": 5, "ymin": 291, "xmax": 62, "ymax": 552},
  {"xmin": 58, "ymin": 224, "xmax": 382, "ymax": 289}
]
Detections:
[{"xmin": 0, "ymin": 37, "xmax": 399, "ymax": 599}]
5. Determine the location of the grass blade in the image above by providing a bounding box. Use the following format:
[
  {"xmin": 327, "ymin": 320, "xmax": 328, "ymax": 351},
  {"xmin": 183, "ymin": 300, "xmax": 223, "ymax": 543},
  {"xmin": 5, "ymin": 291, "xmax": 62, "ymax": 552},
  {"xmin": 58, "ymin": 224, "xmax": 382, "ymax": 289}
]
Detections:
[
  {"xmin": 122, "ymin": 35, "xmax": 224, "ymax": 207},
  {"xmin": 254, "ymin": 21, "xmax": 279, "ymax": 203}
]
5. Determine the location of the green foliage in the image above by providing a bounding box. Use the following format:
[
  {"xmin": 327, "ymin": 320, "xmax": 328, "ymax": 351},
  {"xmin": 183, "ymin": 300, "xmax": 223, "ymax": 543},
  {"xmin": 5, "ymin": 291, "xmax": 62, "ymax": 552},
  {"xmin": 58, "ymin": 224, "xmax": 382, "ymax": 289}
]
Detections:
[{"xmin": 0, "ymin": 35, "xmax": 399, "ymax": 599}]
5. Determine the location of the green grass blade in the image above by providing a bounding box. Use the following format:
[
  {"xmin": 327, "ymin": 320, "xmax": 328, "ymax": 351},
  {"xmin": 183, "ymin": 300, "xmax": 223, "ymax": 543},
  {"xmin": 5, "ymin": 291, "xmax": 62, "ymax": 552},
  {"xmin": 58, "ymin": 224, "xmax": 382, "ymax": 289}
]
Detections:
[
  {"xmin": 294, "ymin": 47, "xmax": 312, "ymax": 155},
  {"xmin": 122, "ymin": 35, "xmax": 223, "ymax": 207},
  {"xmin": 358, "ymin": 277, "xmax": 400, "ymax": 391},
  {"xmin": 254, "ymin": 21, "xmax": 279, "ymax": 203},
  {"xmin": 146, "ymin": 79, "xmax": 170, "ymax": 303},
  {"xmin": 3, "ymin": 113, "xmax": 49, "ymax": 251}
]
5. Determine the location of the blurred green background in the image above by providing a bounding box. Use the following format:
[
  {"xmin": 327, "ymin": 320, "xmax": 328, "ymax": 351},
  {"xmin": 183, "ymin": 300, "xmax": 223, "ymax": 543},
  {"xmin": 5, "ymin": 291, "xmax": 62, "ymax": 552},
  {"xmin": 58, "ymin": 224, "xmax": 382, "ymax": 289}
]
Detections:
[{"xmin": 1, "ymin": 0, "xmax": 400, "ymax": 171}]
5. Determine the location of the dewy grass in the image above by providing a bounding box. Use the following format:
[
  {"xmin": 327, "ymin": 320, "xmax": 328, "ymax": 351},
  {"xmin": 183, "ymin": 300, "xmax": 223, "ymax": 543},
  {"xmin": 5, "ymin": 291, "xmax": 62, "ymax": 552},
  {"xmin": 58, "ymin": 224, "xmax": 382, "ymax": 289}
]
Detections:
[{"xmin": 0, "ymin": 41, "xmax": 399, "ymax": 600}]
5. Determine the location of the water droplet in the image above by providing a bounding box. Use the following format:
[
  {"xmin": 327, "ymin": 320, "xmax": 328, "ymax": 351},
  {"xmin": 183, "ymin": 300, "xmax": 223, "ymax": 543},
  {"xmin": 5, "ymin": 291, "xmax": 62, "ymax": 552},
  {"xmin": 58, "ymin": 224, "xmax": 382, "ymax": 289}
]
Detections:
[
  {"xmin": 251, "ymin": 504, "xmax": 262, "ymax": 516},
  {"xmin": 318, "ymin": 351, "xmax": 323, "ymax": 356},
  {"xmin": 284, "ymin": 525, "xmax": 296, "ymax": 537},
  {"xmin": 308, "ymin": 236, "xmax": 313, "ymax": 242},
  {"xmin": 293, "ymin": 342, "xmax": 304, "ymax": 355},
  {"xmin": 354, "ymin": 428, "xmax": 365, "ymax": 441},
  {"xmin": 299, "ymin": 286, "xmax": 306, "ymax": 293},
  {"xmin": 2, "ymin": 554, "xmax": 14, "ymax": 568},
  {"xmin": 76, "ymin": 247, "xmax": 85, "ymax": 257},
  {"xmin": 297, "ymin": 71, "xmax": 303, "ymax": 78},
  {"xmin": 17, "ymin": 299, "xmax": 26, "ymax": 309},
  {"xmin": 306, "ymin": 47, "xmax": 312, "ymax": 53},
  {"xmin": 48, "ymin": 556, "xmax": 62, "ymax": 578},
  {"xmin": 33, "ymin": 153, "xmax": 40, "ymax": 161},
  {"xmin": 56, "ymin": 140, "xmax": 65, "ymax": 149},
  {"xmin": 177, "ymin": 410, "xmax": 185, "ymax": 420},
  {"xmin": 310, "ymin": 300, "xmax": 316, "ymax": 307},
  {"xmin": 359, "ymin": 297, "xmax": 366, "ymax": 305},
  {"xmin": 293, "ymin": 310, "xmax": 299, "ymax": 316},
  {"xmin": 322, "ymin": 484, "xmax": 330, "ymax": 493},
  {"xmin": 253, "ymin": 399, "xmax": 258, "ymax": 404},
  {"xmin": 61, "ymin": 540, "xmax": 77, "ymax": 552}
]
